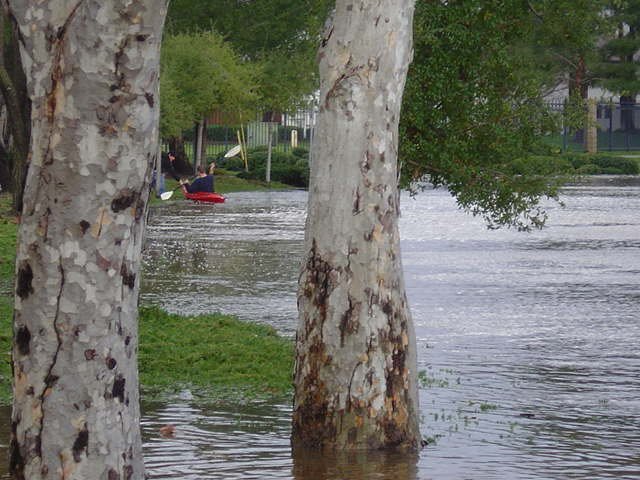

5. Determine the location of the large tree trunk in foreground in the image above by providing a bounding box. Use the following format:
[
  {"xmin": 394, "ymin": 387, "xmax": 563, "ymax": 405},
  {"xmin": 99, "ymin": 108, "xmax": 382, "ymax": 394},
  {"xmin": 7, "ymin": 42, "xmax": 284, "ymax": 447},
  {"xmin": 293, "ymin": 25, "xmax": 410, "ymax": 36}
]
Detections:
[
  {"xmin": 8, "ymin": 2, "xmax": 167, "ymax": 479},
  {"xmin": 293, "ymin": 0, "xmax": 420, "ymax": 451}
]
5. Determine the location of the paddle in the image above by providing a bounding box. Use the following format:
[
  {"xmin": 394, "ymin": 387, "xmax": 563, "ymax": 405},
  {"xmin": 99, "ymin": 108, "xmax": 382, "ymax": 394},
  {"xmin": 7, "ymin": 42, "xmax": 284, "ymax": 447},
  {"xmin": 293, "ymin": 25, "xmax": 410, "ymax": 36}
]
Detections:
[{"xmin": 160, "ymin": 184, "xmax": 183, "ymax": 201}]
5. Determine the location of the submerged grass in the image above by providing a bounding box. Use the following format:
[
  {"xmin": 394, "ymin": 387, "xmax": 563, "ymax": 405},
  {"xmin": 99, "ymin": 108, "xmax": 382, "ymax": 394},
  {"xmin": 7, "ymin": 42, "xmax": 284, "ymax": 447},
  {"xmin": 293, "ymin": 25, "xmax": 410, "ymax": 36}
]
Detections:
[{"xmin": 138, "ymin": 307, "xmax": 293, "ymax": 400}]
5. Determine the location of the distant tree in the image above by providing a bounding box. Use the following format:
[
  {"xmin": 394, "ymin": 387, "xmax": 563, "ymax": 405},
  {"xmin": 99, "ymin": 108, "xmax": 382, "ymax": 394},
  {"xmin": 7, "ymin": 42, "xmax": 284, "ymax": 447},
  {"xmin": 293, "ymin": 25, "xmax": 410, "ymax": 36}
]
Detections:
[
  {"xmin": 167, "ymin": 0, "xmax": 333, "ymax": 111},
  {"xmin": 527, "ymin": 0, "xmax": 610, "ymax": 100},
  {"xmin": 160, "ymin": 30, "xmax": 259, "ymax": 166},
  {"xmin": 593, "ymin": 1, "xmax": 640, "ymax": 130}
]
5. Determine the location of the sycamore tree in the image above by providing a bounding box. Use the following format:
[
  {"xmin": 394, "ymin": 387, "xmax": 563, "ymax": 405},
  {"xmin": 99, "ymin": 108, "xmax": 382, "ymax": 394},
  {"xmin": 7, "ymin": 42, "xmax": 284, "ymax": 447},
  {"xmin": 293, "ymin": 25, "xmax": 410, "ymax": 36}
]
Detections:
[
  {"xmin": 8, "ymin": 2, "xmax": 167, "ymax": 479},
  {"xmin": 293, "ymin": 0, "xmax": 420, "ymax": 450}
]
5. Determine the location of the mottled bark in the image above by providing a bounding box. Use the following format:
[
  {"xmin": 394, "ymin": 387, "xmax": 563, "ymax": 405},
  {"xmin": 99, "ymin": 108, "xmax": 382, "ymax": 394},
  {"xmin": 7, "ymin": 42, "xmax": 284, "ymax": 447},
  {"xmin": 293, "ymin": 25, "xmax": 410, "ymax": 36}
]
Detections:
[
  {"xmin": 8, "ymin": 1, "xmax": 167, "ymax": 479},
  {"xmin": 293, "ymin": 0, "xmax": 420, "ymax": 451}
]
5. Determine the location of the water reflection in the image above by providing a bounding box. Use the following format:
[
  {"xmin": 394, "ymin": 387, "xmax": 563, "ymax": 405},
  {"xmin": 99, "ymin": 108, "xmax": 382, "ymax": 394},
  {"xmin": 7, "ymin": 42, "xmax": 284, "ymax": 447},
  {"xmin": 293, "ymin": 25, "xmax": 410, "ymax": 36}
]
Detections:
[
  {"xmin": 292, "ymin": 448, "xmax": 419, "ymax": 480},
  {"xmin": 142, "ymin": 399, "xmax": 292, "ymax": 479}
]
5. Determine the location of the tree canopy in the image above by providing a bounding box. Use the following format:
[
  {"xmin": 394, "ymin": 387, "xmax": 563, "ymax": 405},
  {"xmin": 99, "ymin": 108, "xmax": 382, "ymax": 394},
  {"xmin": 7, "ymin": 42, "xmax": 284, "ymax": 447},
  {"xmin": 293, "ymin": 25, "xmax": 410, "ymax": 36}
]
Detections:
[
  {"xmin": 400, "ymin": 0, "xmax": 561, "ymax": 231},
  {"xmin": 592, "ymin": 1, "xmax": 640, "ymax": 98},
  {"xmin": 159, "ymin": 30, "xmax": 259, "ymax": 138},
  {"xmin": 165, "ymin": 0, "xmax": 333, "ymax": 112}
]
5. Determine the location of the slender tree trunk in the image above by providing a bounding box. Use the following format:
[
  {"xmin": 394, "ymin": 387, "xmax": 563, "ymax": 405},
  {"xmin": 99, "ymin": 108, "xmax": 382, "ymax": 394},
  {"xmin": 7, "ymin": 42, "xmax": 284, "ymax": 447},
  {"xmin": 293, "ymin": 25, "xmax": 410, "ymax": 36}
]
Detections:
[
  {"xmin": 293, "ymin": 0, "xmax": 420, "ymax": 451},
  {"xmin": 569, "ymin": 55, "xmax": 588, "ymax": 144},
  {"xmin": 8, "ymin": 2, "xmax": 167, "ymax": 479}
]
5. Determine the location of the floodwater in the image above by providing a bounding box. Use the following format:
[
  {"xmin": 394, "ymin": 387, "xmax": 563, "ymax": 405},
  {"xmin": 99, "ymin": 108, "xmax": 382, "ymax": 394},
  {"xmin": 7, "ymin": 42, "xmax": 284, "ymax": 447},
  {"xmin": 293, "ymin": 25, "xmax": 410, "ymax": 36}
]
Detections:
[
  {"xmin": 1, "ymin": 177, "xmax": 638, "ymax": 478},
  {"xmin": 139, "ymin": 177, "xmax": 640, "ymax": 479}
]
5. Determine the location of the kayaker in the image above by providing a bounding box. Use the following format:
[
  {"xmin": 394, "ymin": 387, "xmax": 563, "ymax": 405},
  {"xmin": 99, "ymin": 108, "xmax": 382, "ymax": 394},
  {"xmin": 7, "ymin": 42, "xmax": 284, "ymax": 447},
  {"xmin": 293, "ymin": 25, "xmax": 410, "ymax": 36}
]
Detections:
[{"xmin": 181, "ymin": 164, "xmax": 215, "ymax": 193}]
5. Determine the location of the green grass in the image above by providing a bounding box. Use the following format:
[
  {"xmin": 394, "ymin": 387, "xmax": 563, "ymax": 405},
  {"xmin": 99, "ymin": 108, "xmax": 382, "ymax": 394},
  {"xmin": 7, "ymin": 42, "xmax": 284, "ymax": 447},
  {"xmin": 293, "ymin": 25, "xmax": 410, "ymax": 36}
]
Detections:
[
  {"xmin": 139, "ymin": 307, "xmax": 293, "ymax": 400},
  {"xmin": 0, "ymin": 193, "xmax": 17, "ymax": 405}
]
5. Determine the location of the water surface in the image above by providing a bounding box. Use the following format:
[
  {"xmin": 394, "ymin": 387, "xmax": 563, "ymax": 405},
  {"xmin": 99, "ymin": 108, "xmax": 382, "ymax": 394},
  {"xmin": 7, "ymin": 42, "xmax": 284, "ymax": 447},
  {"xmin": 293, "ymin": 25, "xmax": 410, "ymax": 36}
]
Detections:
[{"xmin": 139, "ymin": 177, "xmax": 640, "ymax": 479}]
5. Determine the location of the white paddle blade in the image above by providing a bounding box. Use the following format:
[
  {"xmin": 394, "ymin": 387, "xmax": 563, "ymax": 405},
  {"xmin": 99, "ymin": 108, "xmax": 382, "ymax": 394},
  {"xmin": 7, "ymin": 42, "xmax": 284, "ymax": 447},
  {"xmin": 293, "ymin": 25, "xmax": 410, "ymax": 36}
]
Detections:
[
  {"xmin": 224, "ymin": 145, "xmax": 242, "ymax": 158},
  {"xmin": 160, "ymin": 190, "xmax": 174, "ymax": 200}
]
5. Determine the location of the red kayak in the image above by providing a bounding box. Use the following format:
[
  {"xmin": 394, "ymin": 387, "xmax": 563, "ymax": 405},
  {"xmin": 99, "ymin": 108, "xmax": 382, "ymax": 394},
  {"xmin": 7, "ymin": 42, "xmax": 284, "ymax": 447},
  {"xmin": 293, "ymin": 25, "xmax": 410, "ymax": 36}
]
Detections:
[{"xmin": 181, "ymin": 187, "xmax": 225, "ymax": 204}]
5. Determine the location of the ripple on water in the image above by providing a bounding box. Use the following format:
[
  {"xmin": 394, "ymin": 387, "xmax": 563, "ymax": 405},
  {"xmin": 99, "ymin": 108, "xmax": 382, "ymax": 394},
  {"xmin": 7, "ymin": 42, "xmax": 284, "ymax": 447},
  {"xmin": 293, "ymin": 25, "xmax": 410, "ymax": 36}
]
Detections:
[{"xmin": 91, "ymin": 184, "xmax": 640, "ymax": 478}]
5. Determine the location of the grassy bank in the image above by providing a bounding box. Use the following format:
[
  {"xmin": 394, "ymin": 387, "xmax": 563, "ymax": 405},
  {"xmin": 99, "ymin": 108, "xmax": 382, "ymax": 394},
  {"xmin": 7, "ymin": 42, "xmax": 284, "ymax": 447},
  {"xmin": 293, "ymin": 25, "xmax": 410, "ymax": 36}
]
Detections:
[
  {"xmin": 139, "ymin": 307, "xmax": 293, "ymax": 399},
  {"xmin": 0, "ymin": 194, "xmax": 17, "ymax": 405},
  {"xmin": 0, "ymin": 192, "xmax": 293, "ymax": 405}
]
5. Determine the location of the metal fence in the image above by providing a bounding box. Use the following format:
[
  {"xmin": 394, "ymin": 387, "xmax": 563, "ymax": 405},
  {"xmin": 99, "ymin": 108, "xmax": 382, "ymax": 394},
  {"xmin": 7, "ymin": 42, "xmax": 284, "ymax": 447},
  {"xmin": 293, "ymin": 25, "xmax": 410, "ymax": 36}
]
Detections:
[
  {"xmin": 166, "ymin": 109, "xmax": 318, "ymax": 162},
  {"xmin": 168, "ymin": 102, "xmax": 640, "ymax": 160},
  {"xmin": 547, "ymin": 100, "xmax": 640, "ymax": 152}
]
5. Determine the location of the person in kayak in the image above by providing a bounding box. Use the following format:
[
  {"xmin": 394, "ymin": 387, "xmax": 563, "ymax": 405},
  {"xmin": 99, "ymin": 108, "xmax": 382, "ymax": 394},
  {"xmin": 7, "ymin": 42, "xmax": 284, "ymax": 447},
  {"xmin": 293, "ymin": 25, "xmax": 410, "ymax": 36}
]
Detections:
[{"xmin": 181, "ymin": 163, "xmax": 215, "ymax": 193}]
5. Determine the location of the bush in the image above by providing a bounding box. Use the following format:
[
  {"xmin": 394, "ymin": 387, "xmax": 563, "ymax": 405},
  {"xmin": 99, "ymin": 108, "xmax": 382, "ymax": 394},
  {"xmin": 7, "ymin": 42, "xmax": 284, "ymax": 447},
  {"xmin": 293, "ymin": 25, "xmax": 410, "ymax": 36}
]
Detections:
[
  {"xmin": 509, "ymin": 155, "xmax": 573, "ymax": 175},
  {"xmin": 575, "ymin": 164, "xmax": 601, "ymax": 175},
  {"xmin": 560, "ymin": 153, "xmax": 638, "ymax": 175},
  {"xmin": 219, "ymin": 157, "xmax": 245, "ymax": 171},
  {"xmin": 292, "ymin": 146, "xmax": 309, "ymax": 158},
  {"xmin": 237, "ymin": 163, "xmax": 308, "ymax": 188}
]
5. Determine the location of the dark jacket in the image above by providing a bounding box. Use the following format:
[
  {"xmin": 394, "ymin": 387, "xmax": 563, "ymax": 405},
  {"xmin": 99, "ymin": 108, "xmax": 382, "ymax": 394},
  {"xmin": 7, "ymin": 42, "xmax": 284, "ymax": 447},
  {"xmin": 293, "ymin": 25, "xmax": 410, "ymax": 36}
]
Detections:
[
  {"xmin": 185, "ymin": 175, "xmax": 214, "ymax": 193},
  {"xmin": 167, "ymin": 161, "xmax": 180, "ymax": 181}
]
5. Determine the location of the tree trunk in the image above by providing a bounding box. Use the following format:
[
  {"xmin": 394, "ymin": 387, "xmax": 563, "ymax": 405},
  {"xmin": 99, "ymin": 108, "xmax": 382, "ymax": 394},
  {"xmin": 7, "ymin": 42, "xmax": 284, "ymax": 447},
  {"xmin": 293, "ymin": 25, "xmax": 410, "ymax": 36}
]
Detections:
[
  {"xmin": 0, "ymin": 5, "xmax": 31, "ymax": 213},
  {"xmin": 569, "ymin": 55, "xmax": 588, "ymax": 144},
  {"xmin": 293, "ymin": 0, "xmax": 420, "ymax": 451},
  {"xmin": 8, "ymin": 2, "xmax": 167, "ymax": 479}
]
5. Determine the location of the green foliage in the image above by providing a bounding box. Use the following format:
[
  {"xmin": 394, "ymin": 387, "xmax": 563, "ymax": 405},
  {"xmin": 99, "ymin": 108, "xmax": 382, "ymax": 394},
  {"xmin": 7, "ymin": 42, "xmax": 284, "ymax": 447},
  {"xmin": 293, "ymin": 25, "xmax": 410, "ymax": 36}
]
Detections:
[
  {"xmin": 160, "ymin": 30, "xmax": 259, "ymax": 138},
  {"xmin": 292, "ymin": 146, "xmax": 309, "ymax": 158},
  {"xmin": 220, "ymin": 157, "xmax": 245, "ymax": 171},
  {"xmin": 592, "ymin": 2, "xmax": 640, "ymax": 97},
  {"xmin": 508, "ymin": 156, "xmax": 574, "ymax": 176},
  {"xmin": 0, "ymin": 194, "xmax": 16, "ymax": 404},
  {"xmin": 563, "ymin": 153, "xmax": 640, "ymax": 174},
  {"xmin": 237, "ymin": 148, "xmax": 309, "ymax": 187},
  {"xmin": 401, "ymin": 1, "xmax": 562, "ymax": 231},
  {"xmin": 139, "ymin": 306, "xmax": 293, "ymax": 399},
  {"xmin": 527, "ymin": 0, "xmax": 611, "ymax": 94},
  {"xmin": 166, "ymin": 0, "xmax": 333, "ymax": 112},
  {"xmin": 508, "ymin": 153, "xmax": 640, "ymax": 175}
]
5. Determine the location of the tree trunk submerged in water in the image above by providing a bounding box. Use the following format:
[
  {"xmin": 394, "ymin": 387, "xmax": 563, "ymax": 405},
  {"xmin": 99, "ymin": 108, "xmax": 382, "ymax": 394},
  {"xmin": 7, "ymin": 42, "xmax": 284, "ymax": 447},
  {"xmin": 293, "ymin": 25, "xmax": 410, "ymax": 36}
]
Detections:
[
  {"xmin": 293, "ymin": 0, "xmax": 420, "ymax": 451},
  {"xmin": 8, "ymin": 1, "xmax": 167, "ymax": 479}
]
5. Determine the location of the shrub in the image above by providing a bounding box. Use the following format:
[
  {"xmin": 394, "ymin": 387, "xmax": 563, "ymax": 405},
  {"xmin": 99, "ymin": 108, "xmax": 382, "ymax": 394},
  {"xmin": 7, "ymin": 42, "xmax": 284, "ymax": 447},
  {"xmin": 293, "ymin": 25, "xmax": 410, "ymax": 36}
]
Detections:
[
  {"xmin": 576, "ymin": 164, "xmax": 601, "ymax": 174},
  {"xmin": 509, "ymin": 155, "xmax": 573, "ymax": 175},
  {"xmin": 219, "ymin": 157, "xmax": 245, "ymax": 171},
  {"xmin": 560, "ymin": 153, "xmax": 639, "ymax": 175},
  {"xmin": 292, "ymin": 146, "xmax": 309, "ymax": 158}
]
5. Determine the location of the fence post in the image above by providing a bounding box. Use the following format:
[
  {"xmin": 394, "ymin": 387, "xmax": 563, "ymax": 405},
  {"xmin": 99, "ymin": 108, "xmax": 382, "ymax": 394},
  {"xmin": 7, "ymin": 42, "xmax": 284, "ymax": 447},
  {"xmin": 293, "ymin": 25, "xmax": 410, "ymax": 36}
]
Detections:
[
  {"xmin": 586, "ymin": 99, "xmax": 597, "ymax": 153},
  {"xmin": 608, "ymin": 101, "xmax": 613, "ymax": 151}
]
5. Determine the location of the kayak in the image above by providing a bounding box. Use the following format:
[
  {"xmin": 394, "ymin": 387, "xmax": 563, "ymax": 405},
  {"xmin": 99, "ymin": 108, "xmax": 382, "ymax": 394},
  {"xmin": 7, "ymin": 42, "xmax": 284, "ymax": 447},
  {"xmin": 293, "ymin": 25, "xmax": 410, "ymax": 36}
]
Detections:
[{"xmin": 181, "ymin": 188, "xmax": 225, "ymax": 204}]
